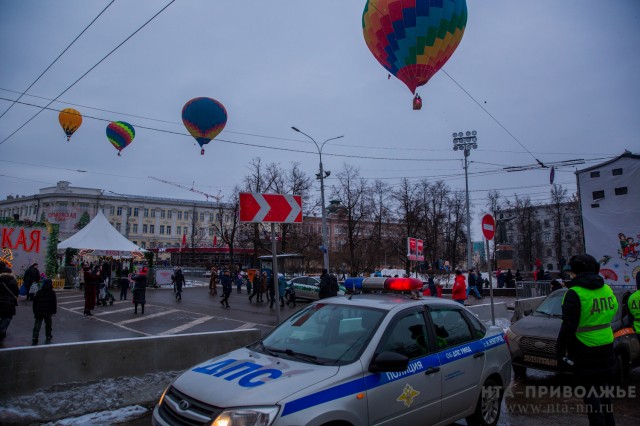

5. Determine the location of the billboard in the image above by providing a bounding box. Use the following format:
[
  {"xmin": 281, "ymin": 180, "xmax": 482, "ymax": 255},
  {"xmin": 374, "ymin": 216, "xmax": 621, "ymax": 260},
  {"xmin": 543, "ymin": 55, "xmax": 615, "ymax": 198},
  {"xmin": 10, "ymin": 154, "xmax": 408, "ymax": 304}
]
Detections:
[{"xmin": 0, "ymin": 218, "xmax": 58, "ymax": 276}]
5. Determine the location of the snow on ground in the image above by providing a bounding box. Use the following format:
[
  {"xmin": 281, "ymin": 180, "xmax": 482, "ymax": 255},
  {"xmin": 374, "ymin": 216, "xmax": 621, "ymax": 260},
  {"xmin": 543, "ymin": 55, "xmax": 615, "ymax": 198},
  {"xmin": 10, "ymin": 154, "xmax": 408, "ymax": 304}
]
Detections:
[{"xmin": 0, "ymin": 370, "xmax": 181, "ymax": 425}]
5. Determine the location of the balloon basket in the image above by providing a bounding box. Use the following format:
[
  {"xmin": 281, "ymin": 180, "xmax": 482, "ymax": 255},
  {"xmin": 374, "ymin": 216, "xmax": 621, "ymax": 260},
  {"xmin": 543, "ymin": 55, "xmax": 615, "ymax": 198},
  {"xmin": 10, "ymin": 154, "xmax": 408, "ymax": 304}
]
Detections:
[
  {"xmin": 117, "ymin": 152, "xmax": 121, "ymax": 157},
  {"xmin": 66, "ymin": 136, "xmax": 71, "ymax": 141},
  {"xmin": 201, "ymin": 149, "xmax": 205, "ymax": 155}
]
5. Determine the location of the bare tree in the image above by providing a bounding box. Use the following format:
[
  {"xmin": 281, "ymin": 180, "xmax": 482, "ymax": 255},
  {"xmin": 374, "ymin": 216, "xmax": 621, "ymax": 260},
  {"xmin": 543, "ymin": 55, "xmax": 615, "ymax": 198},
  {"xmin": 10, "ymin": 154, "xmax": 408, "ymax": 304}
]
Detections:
[
  {"xmin": 549, "ymin": 184, "xmax": 569, "ymax": 269},
  {"xmin": 425, "ymin": 180, "xmax": 450, "ymax": 267},
  {"xmin": 212, "ymin": 187, "xmax": 241, "ymax": 266},
  {"xmin": 505, "ymin": 195, "xmax": 543, "ymax": 271},
  {"xmin": 368, "ymin": 179, "xmax": 393, "ymax": 268},
  {"xmin": 391, "ymin": 178, "xmax": 424, "ymax": 274},
  {"xmin": 444, "ymin": 190, "xmax": 466, "ymax": 269}
]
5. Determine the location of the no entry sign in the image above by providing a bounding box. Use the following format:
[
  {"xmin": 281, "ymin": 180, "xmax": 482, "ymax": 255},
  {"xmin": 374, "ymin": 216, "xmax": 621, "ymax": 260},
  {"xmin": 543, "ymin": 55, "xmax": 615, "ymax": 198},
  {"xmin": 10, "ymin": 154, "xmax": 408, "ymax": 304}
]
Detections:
[
  {"xmin": 239, "ymin": 192, "xmax": 302, "ymax": 223},
  {"xmin": 481, "ymin": 214, "xmax": 496, "ymax": 240}
]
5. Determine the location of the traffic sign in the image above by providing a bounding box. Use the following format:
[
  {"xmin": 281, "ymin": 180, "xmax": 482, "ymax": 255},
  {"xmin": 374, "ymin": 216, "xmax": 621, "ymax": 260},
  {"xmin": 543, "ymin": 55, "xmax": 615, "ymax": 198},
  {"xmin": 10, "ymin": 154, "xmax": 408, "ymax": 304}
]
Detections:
[
  {"xmin": 239, "ymin": 192, "xmax": 302, "ymax": 223},
  {"xmin": 481, "ymin": 214, "xmax": 496, "ymax": 240}
]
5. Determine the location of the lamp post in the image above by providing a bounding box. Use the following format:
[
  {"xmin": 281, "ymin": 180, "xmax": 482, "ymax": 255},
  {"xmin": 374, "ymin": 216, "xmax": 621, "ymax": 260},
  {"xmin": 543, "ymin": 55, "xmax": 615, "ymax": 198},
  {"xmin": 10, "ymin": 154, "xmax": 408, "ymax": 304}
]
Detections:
[
  {"xmin": 452, "ymin": 131, "xmax": 478, "ymax": 271},
  {"xmin": 291, "ymin": 126, "xmax": 344, "ymax": 272}
]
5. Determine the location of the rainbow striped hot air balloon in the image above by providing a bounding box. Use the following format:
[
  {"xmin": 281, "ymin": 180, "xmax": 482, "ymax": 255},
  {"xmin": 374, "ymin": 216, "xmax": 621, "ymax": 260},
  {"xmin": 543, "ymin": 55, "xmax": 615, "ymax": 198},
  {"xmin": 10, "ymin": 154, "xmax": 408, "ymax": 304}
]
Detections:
[
  {"xmin": 106, "ymin": 121, "xmax": 135, "ymax": 156},
  {"xmin": 362, "ymin": 0, "xmax": 468, "ymax": 107},
  {"xmin": 182, "ymin": 97, "xmax": 227, "ymax": 155}
]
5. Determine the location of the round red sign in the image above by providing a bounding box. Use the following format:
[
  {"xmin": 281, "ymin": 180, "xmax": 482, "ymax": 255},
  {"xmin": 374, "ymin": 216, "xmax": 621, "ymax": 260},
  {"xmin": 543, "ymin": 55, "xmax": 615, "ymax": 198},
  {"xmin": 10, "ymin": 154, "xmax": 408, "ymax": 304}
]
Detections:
[{"xmin": 481, "ymin": 214, "xmax": 496, "ymax": 240}]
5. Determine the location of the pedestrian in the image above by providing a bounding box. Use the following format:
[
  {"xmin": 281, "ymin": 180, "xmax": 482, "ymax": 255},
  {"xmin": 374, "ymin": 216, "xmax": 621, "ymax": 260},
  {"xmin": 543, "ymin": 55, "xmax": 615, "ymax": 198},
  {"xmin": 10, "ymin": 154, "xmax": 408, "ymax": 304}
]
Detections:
[
  {"xmin": 467, "ymin": 269, "xmax": 482, "ymax": 299},
  {"xmin": 515, "ymin": 269, "xmax": 523, "ymax": 281},
  {"xmin": 131, "ymin": 269, "xmax": 147, "ymax": 314},
  {"xmin": 278, "ymin": 274, "xmax": 286, "ymax": 308},
  {"xmin": 32, "ymin": 278, "xmax": 57, "ymax": 345},
  {"xmin": 248, "ymin": 272, "xmax": 262, "ymax": 303},
  {"xmin": 209, "ymin": 267, "xmax": 218, "ymax": 295},
  {"xmin": 267, "ymin": 273, "xmax": 276, "ymax": 308},
  {"xmin": 82, "ymin": 264, "xmax": 98, "ymax": 316},
  {"xmin": 452, "ymin": 269, "xmax": 467, "ymax": 305},
  {"xmin": 556, "ymin": 253, "xmax": 618, "ymax": 425},
  {"xmin": 245, "ymin": 272, "xmax": 252, "ymax": 295},
  {"xmin": 319, "ymin": 269, "xmax": 337, "ymax": 299},
  {"xmin": 22, "ymin": 262, "xmax": 40, "ymax": 299},
  {"xmin": 119, "ymin": 273, "xmax": 129, "ymax": 300},
  {"xmin": 496, "ymin": 268, "xmax": 505, "ymax": 289},
  {"xmin": 0, "ymin": 263, "xmax": 19, "ymax": 340},
  {"xmin": 434, "ymin": 279, "xmax": 443, "ymax": 297},
  {"xmin": 101, "ymin": 260, "xmax": 111, "ymax": 287},
  {"xmin": 173, "ymin": 268, "xmax": 185, "ymax": 300},
  {"xmin": 220, "ymin": 269, "xmax": 232, "ymax": 308},
  {"xmin": 505, "ymin": 268, "xmax": 514, "ymax": 288},
  {"xmin": 428, "ymin": 274, "xmax": 436, "ymax": 298}
]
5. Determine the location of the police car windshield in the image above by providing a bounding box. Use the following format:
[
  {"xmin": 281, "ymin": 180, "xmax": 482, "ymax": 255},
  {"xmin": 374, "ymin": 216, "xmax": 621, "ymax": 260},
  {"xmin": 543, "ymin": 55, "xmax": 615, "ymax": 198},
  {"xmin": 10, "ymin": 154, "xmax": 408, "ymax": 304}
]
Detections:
[
  {"xmin": 534, "ymin": 290, "xmax": 565, "ymax": 317},
  {"xmin": 257, "ymin": 304, "xmax": 385, "ymax": 366}
]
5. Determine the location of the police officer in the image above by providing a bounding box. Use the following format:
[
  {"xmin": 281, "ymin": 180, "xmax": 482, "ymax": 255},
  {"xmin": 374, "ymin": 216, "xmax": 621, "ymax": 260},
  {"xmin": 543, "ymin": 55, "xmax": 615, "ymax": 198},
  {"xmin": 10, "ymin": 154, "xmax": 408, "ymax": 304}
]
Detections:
[
  {"xmin": 557, "ymin": 253, "xmax": 617, "ymax": 426},
  {"xmin": 627, "ymin": 274, "xmax": 640, "ymax": 343}
]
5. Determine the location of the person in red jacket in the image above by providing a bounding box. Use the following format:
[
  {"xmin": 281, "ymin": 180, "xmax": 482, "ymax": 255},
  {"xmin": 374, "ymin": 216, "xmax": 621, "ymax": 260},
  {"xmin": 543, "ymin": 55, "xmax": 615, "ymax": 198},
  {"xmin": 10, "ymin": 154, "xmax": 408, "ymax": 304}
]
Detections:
[{"xmin": 452, "ymin": 269, "xmax": 467, "ymax": 305}]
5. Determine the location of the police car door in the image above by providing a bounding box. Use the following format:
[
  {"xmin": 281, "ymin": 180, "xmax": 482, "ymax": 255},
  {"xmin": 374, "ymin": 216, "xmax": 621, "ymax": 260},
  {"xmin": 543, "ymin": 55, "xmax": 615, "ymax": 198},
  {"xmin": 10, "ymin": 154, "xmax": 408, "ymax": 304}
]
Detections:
[
  {"xmin": 368, "ymin": 308, "xmax": 442, "ymax": 425},
  {"xmin": 428, "ymin": 306, "xmax": 485, "ymax": 421}
]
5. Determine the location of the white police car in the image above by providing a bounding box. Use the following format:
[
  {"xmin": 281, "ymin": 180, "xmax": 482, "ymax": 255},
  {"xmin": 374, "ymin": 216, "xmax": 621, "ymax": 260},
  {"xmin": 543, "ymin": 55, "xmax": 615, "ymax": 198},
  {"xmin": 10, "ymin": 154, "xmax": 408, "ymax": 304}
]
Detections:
[
  {"xmin": 153, "ymin": 277, "xmax": 511, "ymax": 426},
  {"xmin": 287, "ymin": 276, "xmax": 347, "ymax": 300}
]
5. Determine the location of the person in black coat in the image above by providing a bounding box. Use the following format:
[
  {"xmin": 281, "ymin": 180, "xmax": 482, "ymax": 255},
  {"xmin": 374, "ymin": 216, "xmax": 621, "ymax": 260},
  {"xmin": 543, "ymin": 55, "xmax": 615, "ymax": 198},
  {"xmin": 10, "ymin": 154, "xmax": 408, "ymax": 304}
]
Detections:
[
  {"xmin": 173, "ymin": 268, "xmax": 185, "ymax": 300},
  {"xmin": 220, "ymin": 269, "xmax": 232, "ymax": 308},
  {"xmin": 319, "ymin": 269, "xmax": 338, "ymax": 299},
  {"xmin": 32, "ymin": 278, "xmax": 57, "ymax": 345},
  {"xmin": 0, "ymin": 263, "xmax": 19, "ymax": 340},
  {"xmin": 131, "ymin": 270, "xmax": 147, "ymax": 314}
]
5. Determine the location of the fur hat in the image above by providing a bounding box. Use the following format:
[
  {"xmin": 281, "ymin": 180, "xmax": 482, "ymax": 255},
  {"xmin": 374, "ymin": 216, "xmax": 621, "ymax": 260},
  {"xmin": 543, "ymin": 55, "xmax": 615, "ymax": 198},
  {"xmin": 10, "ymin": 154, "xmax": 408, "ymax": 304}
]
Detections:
[{"xmin": 569, "ymin": 253, "xmax": 600, "ymax": 275}]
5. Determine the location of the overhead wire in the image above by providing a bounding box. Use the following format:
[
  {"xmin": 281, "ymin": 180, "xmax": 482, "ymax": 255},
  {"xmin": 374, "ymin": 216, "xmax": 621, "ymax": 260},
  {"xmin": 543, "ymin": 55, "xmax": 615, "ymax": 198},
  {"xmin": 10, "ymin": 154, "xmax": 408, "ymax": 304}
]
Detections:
[
  {"xmin": 0, "ymin": 1, "xmax": 115, "ymax": 121},
  {"xmin": 0, "ymin": 0, "xmax": 176, "ymax": 147}
]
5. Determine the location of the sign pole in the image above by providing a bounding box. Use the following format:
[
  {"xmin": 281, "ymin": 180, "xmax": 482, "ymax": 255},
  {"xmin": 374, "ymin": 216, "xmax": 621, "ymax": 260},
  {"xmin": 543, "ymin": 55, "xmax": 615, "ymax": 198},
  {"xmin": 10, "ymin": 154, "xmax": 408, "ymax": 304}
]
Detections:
[
  {"xmin": 486, "ymin": 237, "xmax": 495, "ymax": 325},
  {"xmin": 271, "ymin": 223, "xmax": 280, "ymax": 324}
]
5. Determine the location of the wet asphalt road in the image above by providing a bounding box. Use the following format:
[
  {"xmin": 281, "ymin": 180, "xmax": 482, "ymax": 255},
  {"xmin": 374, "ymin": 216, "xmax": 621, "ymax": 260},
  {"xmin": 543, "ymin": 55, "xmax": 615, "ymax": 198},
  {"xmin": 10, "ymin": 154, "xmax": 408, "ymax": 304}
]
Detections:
[{"xmin": 3, "ymin": 285, "xmax": 639, "ymax": 425}]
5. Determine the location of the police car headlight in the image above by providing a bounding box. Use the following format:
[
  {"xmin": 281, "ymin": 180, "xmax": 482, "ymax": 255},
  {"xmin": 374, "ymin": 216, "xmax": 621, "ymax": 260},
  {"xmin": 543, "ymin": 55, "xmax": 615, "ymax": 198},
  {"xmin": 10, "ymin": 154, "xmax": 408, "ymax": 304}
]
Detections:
[{"xmin": 211, "ymin": 406, "xmax": 279, "ymax": 426}]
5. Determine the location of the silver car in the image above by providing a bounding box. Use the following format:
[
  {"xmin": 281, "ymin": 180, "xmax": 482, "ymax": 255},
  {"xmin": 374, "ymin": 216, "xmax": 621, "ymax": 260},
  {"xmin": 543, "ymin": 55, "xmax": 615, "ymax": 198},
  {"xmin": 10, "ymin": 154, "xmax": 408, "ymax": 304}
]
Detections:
[{"xmin": 153, "ymin": 277, "xmax": 511, "ymax": 426}]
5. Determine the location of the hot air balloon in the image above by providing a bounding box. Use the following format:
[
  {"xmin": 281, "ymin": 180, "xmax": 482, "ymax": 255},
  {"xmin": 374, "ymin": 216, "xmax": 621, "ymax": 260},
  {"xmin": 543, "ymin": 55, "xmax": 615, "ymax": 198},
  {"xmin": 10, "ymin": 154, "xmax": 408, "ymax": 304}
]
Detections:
[
  {"xmin": 58, "ymin": 108, "xmax": 82, "ymax": 141},
  {"xmin": 362, "ymin": 0, "xmax": 468, "ymax": 108},
  {"xmin": 106, "ymin": 121, "xmax": 135, "ymax": 156},
  {"xmin": 182, "ymin": 97, "xmax": 227, "ymax": 155}
]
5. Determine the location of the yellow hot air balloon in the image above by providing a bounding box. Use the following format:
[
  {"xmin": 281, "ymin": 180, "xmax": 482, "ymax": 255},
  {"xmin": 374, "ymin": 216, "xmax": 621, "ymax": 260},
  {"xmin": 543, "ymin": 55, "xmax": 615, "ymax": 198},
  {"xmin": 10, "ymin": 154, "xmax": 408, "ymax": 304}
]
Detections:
[{"xmin": 58, "ymin": 108, "xmax": 82, "ymax": 141}]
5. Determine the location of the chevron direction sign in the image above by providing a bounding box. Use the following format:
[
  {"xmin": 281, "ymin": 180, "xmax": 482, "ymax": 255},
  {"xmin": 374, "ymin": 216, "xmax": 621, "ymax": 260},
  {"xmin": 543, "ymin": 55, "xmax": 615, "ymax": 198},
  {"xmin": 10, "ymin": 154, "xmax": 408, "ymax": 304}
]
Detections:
[{"xmin": 239, "ymin": 192, "xmax": 303, "ymax": 224}]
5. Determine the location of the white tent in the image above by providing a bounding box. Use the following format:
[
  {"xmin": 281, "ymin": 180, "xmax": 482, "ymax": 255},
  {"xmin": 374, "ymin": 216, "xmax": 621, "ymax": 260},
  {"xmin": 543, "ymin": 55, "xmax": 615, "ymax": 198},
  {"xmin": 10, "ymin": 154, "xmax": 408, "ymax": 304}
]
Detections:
[{"xmin": 57, "ymin": 210, "xmax": 146, "ymax": 257}]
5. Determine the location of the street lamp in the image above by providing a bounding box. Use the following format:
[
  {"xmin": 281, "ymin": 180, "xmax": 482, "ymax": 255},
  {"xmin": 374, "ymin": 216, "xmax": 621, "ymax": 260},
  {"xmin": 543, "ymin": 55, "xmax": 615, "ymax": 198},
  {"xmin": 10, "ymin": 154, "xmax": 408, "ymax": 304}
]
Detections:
[
  {"xmin": 452, "ymin": 131, "xmax": 478, "ymax": 271},
  {"xmin": 291, "ymin": 126, "xmax": 344, "ymax": 272}
]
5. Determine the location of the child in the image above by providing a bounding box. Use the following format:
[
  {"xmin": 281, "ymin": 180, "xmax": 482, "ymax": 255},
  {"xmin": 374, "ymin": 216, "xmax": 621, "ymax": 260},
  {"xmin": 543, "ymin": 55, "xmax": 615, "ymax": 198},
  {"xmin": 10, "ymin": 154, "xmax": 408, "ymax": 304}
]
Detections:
[{"xmin": 32, "ymin": 278, "xmax": 57, "ymax": 345}]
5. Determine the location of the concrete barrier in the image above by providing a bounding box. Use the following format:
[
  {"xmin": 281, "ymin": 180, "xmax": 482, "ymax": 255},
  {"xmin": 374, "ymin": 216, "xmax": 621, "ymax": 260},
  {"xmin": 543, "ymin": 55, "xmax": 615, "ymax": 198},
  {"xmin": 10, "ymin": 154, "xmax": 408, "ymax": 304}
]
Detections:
[
  {"xmin": 467, "ymin": 302, "xmax": 510, "ymax": 322},
  {"xmin": 0, "ymin": 329, "xmax": 260, "ymax": 398}
]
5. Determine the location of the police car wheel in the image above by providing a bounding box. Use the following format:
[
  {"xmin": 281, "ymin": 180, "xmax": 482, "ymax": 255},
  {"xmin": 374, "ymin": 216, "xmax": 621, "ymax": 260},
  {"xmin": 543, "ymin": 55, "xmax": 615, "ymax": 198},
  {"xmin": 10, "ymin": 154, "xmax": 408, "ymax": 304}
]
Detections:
[{"xmin": 466, "ymin": 377, "xmax": 502, "ymax": 426}]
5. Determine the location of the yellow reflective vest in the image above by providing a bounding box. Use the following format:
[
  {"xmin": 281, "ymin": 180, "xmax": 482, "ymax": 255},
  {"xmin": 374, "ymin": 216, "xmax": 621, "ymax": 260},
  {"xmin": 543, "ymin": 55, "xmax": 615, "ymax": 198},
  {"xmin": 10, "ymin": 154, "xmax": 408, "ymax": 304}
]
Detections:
[
  {"xmin": 627, "ymin": 290, "xmax": 640, "ymax": 334},
  {"xmin": 567, "ymin": 285, "xmax": 617, "ymax": 347}
]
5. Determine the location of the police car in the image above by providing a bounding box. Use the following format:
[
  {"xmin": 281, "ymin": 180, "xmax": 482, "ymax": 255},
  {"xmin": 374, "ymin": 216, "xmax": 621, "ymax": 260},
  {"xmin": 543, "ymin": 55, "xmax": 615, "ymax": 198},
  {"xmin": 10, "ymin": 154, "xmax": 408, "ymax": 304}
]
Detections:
[
  {"xmin": 286, "ymin": 276, "xmax": 347, "ymax": 300},
  {"xmin": 153, "ymin": 277, "xmax": 511, "ymax": 426}
]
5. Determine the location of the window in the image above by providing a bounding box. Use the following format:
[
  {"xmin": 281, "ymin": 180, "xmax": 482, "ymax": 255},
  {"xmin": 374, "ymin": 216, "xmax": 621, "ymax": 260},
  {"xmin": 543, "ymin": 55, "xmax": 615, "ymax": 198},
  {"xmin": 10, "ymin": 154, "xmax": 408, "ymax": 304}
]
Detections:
[
  {"xmin": 378, "ymin": 310, "xmax": 430, "ymax": 359},
  {"xmin": 167, "ymin": 225, "xmax": 171, "ymax": 235},
  {"xmin": 167, "ymin": 210, "xmax": 172, "ymax": 219},
  {"xmin": 592, "ymin": 190, "xmax": 605, "ymax": 201},
  {"xmin": 133, "ymin": 208, "xmax": 139, "ymax": 217},
  {"xmin": 200, "ymin": 212, "xmax": 205, "ymax": 221},
  {"xmin": 143, "ymin": 224, "xmax": 148, "ymax": 233},
  {"xmin": 141, "ymin": 241, "xmax": 146, "ymax": 249},
  {"xmin": 161, "ymin": 210, "xmax": 166, "ymax": 219},
  {"xmin": 150, "ymin": 225, "xmax": 155, "ymax": 234},
  {"xmin": 612, "ymin": 168, "xmax": 623, "ymax": 176},
  {"xmin": 151, "ymin": 210, "xmax": 156, "ymax": 218},
  {"xmin": 429, "ymin": 308, "xmax": 473, "ymax": 348},
  {"xmin": 184, "ymin": 211, "xmax": 189, "ymax": 220},
  {"xmin": 209, "ymin": 213, "xmax": 213, "ymax": 222},
  {"xmin": 543, "ymin": 219, "xmax": 550, "ymax": 228},
  {"xmin": 615, "ymin": 187, "xmax": 628, "ymax": 196},
  {"xmin": 144, "ymin": 208, "xmax": 149, "ymax": 218},
  {"xmin": 132, "ymin": 224, "xmax": 138, "ymax": 233},
  {"xmin": 117, "ymin": 207, "xmax": 122, "ymax": 216},
  {"xmin": 590, "ymin": 171, "xmax": 600, "ymax": 178},
  {"xmin": 160, "ymin": 225, "xmax": 165, "ymax": 235},
  {"xmin": 128, "ymin": 207, "xmax": 132, "ymax": 216},
  {"xmin": 115, "ymin": 223, "xmax": 121, "ymax": 232},
  {"xmin": 216, "ymin": 212, "xmax": 221, "ymax": 221},
  {"xmin": 177, "ymin": 226, "xmax": 182, "ymax": 235},
  {"xmin": 110, "ymin": 206, "xmax": 115, "ymax": 215},
  {"xmin": 177, "ymin": 211, "xmax": 182, "ymax": 220}
]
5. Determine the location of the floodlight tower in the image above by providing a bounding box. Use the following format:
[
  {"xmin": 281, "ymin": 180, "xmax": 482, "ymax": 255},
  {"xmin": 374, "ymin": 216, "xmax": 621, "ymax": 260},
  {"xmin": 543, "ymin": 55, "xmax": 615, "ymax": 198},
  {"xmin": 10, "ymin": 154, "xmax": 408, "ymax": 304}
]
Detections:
[{"xmin": 453, "ymin": 131, "xmax": 478, "ymax": 271}]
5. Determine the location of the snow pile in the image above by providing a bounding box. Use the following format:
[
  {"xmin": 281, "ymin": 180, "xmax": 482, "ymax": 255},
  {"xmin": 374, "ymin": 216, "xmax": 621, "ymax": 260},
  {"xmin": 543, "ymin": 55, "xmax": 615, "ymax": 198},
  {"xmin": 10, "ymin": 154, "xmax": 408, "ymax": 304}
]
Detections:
[{"xmin": 0, "ymin": 370, "xmax": 181, "ymax": 425}]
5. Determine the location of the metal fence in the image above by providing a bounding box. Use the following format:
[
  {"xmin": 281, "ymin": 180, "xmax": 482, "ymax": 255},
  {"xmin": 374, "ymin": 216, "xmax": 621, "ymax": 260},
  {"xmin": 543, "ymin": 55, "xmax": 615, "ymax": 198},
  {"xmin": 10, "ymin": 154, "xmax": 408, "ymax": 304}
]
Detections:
[{"xmin": 515, "ymin": 280, "xmax": 551, "ymax": 299}]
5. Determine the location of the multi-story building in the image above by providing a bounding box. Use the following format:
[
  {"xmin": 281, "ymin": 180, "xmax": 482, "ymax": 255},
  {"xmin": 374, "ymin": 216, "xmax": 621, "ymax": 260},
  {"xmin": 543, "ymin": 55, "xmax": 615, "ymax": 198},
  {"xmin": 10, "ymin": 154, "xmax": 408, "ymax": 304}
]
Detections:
[{"xmin": 496, "ymin": 200, "xmax": 583, "ymax": 273}]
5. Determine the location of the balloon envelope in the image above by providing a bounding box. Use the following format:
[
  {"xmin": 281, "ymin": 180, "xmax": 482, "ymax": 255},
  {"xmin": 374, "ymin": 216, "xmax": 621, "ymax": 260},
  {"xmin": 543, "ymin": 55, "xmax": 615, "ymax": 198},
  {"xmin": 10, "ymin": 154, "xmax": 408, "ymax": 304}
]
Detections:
[
  {"xmin": 58, "ymin": 108, "xmax": 82, "ymax": 140},
  {"xmin": 181, "ymin": 97, "xmax": 227, "ymax": 149},
  {"xmin": 106, "ymin": 121, "xmax": 135, "ymax": 154},
  {"xmin": 362, "ymin": 0, "xmax": 468, "ymax": 94}
]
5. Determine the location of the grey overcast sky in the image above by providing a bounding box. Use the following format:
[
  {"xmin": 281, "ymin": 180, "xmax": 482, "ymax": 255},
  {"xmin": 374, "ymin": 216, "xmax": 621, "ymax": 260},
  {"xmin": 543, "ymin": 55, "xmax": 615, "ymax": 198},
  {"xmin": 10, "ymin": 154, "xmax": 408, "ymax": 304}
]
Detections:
[{"xmin": 1, "ymin": 0, "xmax": 639, "ymax": 240}]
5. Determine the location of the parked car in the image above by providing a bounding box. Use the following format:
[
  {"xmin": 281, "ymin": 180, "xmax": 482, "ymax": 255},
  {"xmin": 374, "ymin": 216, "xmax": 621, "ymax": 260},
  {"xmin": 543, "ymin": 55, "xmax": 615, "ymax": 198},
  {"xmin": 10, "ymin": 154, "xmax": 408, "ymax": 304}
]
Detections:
[
  {"xmin": 286, "ymin": 275, "xmax": 346, "ymax": 300},
  {"xmin": 153, "ymin": 277, "xmax": 511, "ymax": 426},
  {"xmin": 506, "ymin": 288, "xmax": 640, "ymax": 381}
]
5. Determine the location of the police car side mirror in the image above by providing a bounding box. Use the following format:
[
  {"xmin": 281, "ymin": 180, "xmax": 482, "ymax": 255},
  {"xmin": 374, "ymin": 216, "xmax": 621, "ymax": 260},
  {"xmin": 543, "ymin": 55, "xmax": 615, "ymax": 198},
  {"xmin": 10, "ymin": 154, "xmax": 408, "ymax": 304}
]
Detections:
[{"xmin": 369, "ymin": 351, "xmax": 410, "ymax": 373}]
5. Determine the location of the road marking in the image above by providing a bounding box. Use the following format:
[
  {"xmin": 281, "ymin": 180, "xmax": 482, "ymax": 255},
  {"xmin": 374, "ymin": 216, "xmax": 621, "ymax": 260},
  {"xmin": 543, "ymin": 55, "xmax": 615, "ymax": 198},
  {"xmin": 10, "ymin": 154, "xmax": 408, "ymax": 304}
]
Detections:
[
  {"xmin": 58, "ymin": 305, "xmax": 152, "ymax": 336},
  {"xmin": 158, "ymin": 316, "xmax": 213, "ymax": 335},
  {"xmin": 235, "ymin": 322, "xmax": 257, "ymax": 330},
  {"xmin": 117, "ymin": 309, "xmax": 178, "ymax": 325},
  {"xmin": 94, "ymin": 307, "xmax": 135, "ymax": 316}
]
